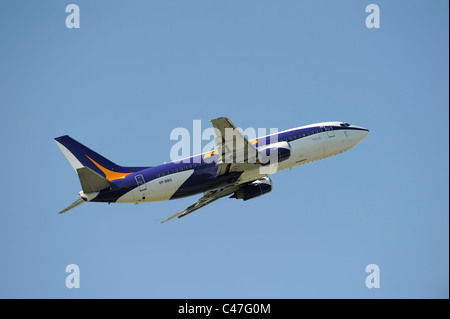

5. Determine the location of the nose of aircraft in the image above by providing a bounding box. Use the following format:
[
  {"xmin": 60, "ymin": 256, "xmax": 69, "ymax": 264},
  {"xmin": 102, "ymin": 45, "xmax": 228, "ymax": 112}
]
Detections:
[{"xmin": 352, "ymin": 126, "xmax": 370, "ymax": 145}]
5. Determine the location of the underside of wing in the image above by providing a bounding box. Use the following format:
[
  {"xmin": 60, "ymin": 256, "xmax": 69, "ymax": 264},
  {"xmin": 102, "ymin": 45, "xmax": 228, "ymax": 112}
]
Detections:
[{"xmin": 161, "ymin": 185, "xmax": 242, "ymax": 223}]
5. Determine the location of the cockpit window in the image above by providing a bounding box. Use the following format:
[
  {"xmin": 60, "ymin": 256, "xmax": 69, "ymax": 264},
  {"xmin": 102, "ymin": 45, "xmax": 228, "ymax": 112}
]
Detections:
[{"xmin": 340, "ymin": 122, "xmax": 351, "ymax": 127}]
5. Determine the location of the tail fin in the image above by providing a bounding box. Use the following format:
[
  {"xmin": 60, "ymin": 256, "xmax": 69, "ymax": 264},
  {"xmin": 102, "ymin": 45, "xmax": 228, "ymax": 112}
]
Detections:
[{"xmin": 54, "ymin": 135, "xmax": 150, "ymax": 182}]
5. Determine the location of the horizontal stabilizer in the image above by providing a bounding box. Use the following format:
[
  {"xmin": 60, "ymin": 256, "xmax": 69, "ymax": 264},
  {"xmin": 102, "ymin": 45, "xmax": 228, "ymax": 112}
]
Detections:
[
  {"xmin": 76, "ymin": 167, "xmax": 112, "ymax": 193},
  {"xmin": 58, "ymin": 198, "xmax": 85, "ymax": 214}
]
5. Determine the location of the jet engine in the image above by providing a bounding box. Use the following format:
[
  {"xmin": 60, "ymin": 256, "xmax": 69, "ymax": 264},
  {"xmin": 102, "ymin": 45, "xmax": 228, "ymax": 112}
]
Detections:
[
  {"xmin": 258, "ymin": 141, "xmax": 291, "ymax": 165},
  {"xmin": 230, "ymin": 177, "xmax": 273, "ymax": 201}
]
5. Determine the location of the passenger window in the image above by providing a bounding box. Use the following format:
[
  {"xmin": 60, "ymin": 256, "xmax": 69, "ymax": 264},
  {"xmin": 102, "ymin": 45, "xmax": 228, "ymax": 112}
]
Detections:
[
  {"xmin": 315, "ymin": 130, "xmax": 319, "ymax": 133},
  {"xmin": 302, "ymin": 133, "xmax": 305, "ymax": 137},
  {"xmin": 170, "ymin": 170, "xmax": 174, "ymax": 174},
  {"xmin": 156, "ymin": 173, "xmax": 160, "ymax": 177},
  {"xmin": 161, "ymin": 172, "xmax": 165, "ymax": 176},
  {"xmin": 188, "ymin": 165, "xmax": 192, "ymax": 169},
  {"xmin": 288, "ymin": 137, "xmax": 292, "ymax": 141},
  {"xmin": 184, "ymin": 166, "xmax": 188, "ymax": 170},
  {"xmin": 179, "ymin": 167, "xmax": 183, "ymax": 171}
]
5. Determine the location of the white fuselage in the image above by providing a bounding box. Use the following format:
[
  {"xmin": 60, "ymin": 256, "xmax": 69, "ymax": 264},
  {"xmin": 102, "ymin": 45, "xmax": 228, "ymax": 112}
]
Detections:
[{"xmin": 237, "ymin": 122, "xmax": 369, "ymax": 184}]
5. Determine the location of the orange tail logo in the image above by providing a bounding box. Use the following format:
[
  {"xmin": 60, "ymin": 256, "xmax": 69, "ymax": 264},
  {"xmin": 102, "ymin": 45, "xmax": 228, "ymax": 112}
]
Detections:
[{"xmin": 85, "ymin": 155, "xmax": 133, "ymax": 181}]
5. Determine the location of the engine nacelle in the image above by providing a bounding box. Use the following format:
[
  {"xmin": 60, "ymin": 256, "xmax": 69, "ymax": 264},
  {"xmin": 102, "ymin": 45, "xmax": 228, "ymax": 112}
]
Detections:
[
  {"xmin": 230, "ymin": 177, "xmax": 273, "ymax": 201},
  {"xmin": 258, "ymin": 141, "xmax": 291, "ymax": 165}
]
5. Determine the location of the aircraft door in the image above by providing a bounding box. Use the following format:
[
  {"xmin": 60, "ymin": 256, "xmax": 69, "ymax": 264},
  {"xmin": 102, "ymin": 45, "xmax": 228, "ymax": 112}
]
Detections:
[
  {"xmin": 134, "ymin": 174, "xmax": 147, "ymax": 192},
  {"xmin": 325, "ymin": 126, "xmax": 335, "ymax": 138}
]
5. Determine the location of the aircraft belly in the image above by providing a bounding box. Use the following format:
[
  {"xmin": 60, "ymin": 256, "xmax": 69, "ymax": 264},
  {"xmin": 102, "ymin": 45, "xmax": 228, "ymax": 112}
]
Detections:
[
  {"xmin": 115, "ymin": 189, "xmax": 135, "ymax": 203},
  {"xmin": 147, "ymin": 170, "xmax": 195, "ymax": 201}
]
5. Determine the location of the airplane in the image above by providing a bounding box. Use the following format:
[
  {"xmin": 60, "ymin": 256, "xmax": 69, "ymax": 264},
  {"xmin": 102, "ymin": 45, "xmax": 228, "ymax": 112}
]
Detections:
[{"xmin": 55, "ymin": 117, "xmax": 369, "ymax": 222}]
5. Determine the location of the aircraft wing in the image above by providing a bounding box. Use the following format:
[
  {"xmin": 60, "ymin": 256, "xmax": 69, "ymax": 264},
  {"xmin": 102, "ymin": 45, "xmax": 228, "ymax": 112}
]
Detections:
[
  {"xmin": 161, "ymin": 185, "xmax": 242, "ymax": 223},
  {"xmin": 210, "ymin": 117, "xmax": 260, "ymax": 176}
]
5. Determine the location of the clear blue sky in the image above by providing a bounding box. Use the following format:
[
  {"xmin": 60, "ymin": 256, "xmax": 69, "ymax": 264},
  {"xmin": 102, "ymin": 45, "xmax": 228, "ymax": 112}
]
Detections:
[{"xmin": 0, "ymin": 1, "xmax": 448, "ymax": 298}]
